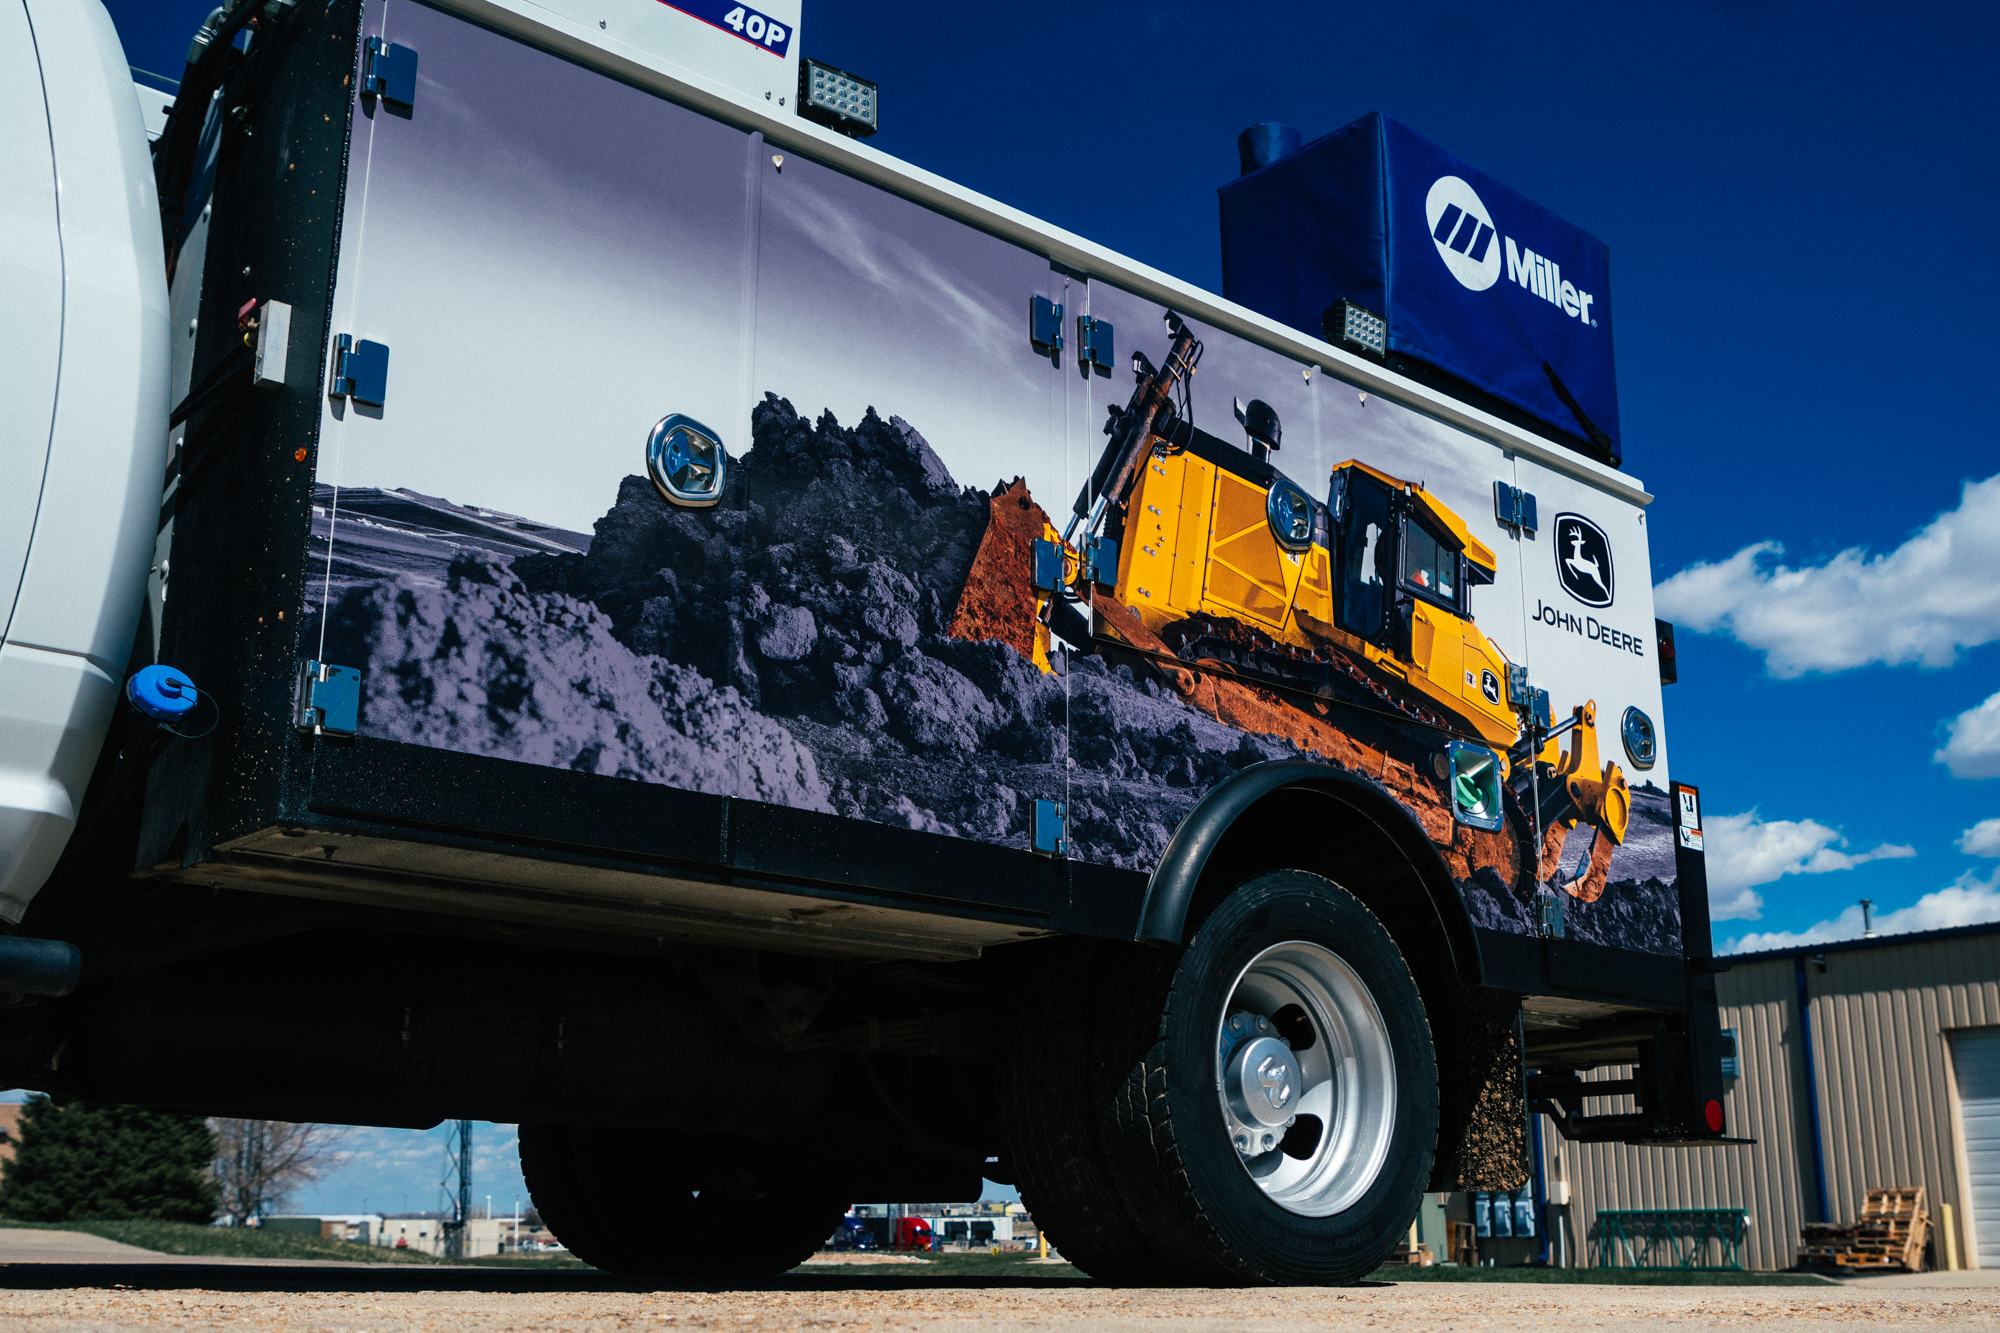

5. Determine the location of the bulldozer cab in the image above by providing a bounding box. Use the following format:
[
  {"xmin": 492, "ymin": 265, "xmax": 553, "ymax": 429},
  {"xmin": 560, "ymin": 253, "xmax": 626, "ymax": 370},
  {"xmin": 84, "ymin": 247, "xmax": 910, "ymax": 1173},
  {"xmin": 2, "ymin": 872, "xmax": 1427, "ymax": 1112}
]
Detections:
[
  {"xmin": 1331, "ymin": 462, "xmax": 1496, "ymax": 654},
  {"xmin": 1324, "ymin": 461, "xmax": 1513, "ymax": 749}
]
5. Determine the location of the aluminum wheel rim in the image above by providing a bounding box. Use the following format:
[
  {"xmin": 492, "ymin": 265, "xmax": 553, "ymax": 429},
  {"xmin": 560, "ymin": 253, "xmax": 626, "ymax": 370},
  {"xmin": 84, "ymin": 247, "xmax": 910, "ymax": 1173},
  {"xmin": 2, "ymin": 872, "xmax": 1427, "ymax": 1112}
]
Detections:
[{"xmin": 1214, "ymin": 939, "xmax": 1397, "ymax": 1217}]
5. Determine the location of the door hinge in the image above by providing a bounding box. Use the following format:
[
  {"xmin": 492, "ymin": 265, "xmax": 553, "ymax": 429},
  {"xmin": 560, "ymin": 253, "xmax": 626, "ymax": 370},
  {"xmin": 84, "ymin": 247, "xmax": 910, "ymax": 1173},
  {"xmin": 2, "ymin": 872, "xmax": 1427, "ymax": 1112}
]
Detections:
[
  {"xmin": 1029, "ymin": 295, "xmax": 1064, "ymax": 362},
  {"xmin": 1030, "ymin": 799, "xmax": 1068, "ymax": 859},
  {"xmin": 363, "ymin": 37, "xmax": 419, "ymax": 106},
  {"xmin": 295, "ymin": 660, "xmax": 362, "ymax": 738},
  {"xmin": 1539, "ymin": 888, "xmax": 1567, "ymax": 939},
  {"xmin": 328, "ymin": 334, "xmax": 390, "ymax": 406},
  {"xmin": 1075, "ymin": 314, "xmax": 1114, "ymax": 373},
  {"xmin": 1494, "ymin": 481, "xmax": 1538, "ymax": 534},
  {"xmin": 1505, "ymin": 663, "xmax": 1550, "ymax": 727}
]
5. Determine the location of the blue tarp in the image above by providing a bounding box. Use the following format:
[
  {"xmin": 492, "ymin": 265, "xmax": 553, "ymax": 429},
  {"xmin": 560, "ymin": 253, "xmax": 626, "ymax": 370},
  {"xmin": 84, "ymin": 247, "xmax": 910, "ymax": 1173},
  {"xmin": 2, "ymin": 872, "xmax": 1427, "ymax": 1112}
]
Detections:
[{"xmin": 1220, "ymin": 112, "xmax": 1620, "ymax": 460}]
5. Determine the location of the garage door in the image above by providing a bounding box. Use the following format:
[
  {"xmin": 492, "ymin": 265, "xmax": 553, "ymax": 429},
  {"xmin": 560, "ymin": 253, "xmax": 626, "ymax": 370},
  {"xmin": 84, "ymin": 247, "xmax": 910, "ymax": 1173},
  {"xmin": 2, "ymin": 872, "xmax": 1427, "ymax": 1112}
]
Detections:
[{"xmin": 1952, "ymin": 1028, "xmax": 2000, "ymax": 1268}]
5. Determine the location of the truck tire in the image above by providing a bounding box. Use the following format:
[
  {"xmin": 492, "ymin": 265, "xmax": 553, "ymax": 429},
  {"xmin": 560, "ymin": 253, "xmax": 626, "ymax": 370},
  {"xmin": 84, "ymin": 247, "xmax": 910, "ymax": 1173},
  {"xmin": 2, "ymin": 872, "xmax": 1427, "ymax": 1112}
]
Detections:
[
  {"xmin": 999, "ymin": 947, "xmax": 1182, "ymax": 1284},
  {"xmin": 518, "ymin": 1123, "xmax": 847, "ymax": 1278},
  {"xmin": 1066, "ymin": 870, "xmax": 1436, "ymax": 1285}
]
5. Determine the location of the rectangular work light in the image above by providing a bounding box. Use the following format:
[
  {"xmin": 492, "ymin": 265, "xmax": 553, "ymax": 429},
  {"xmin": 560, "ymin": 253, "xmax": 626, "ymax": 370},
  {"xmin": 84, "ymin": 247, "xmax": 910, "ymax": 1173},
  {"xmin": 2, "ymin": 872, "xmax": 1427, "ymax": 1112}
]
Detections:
[
  {"xmin": 798, "ymin": 58, "xmax": 878, "ymax": 138},
  {"xmin": 1322, "ymin": 299, "xmax": 1387, "ymax": 359}
]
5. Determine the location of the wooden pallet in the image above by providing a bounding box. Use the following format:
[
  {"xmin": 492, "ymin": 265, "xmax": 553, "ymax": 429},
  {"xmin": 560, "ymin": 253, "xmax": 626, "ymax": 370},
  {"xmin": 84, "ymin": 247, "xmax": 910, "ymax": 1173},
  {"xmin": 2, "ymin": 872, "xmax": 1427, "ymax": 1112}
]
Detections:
[
  {"xmin": 1447, "ymin": 1220, "xmax": 1478, "ymax": 1267},
  {"xmin": 1798, "ymin": 1187, "xmax": 1928, "ymax": 1273},
  {"xmin": 1380, "ymin": 1245, "xmax": 1434, "ymax": 1267}
]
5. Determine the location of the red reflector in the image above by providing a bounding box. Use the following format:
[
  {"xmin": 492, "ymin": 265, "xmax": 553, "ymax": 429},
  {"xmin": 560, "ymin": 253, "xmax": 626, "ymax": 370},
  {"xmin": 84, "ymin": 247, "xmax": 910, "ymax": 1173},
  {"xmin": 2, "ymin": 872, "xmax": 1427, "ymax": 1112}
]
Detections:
[{"xmin": 1705, "ymin": 1099, "xmax": 1724, "ymax": 1132}]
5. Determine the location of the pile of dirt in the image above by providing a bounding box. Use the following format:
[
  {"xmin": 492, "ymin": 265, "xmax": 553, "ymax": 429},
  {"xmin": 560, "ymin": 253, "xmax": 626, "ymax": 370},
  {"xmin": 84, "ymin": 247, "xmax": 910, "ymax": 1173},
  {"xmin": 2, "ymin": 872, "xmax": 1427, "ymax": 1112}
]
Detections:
[
  {"xmin": 321, "ymin": 555, "xmax": 831, "ymax": 809},
  {"xmin": 314, "ymin": 389, "xmax": 1685, "ymax": 950},
  {"xmin": 1565, "ymin": 789, "xmax": 1683, "ymax": 954}
]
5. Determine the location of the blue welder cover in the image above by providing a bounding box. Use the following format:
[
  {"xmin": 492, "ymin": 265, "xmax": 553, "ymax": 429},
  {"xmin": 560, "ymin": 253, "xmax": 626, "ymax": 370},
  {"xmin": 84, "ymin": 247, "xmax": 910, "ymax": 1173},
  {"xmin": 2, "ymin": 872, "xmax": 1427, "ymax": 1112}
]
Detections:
[{"xmin": 1220, "ymin": 113, "xmax": 1619, "ymax": 456}]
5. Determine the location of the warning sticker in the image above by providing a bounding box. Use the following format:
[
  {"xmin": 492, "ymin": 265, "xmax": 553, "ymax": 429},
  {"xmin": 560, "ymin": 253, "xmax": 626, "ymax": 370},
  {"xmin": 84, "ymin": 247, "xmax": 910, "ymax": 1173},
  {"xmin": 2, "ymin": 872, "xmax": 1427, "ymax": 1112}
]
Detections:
[{"xmin": 1676, "ymin": 784, "xmax": 1703, "ymax": 853}]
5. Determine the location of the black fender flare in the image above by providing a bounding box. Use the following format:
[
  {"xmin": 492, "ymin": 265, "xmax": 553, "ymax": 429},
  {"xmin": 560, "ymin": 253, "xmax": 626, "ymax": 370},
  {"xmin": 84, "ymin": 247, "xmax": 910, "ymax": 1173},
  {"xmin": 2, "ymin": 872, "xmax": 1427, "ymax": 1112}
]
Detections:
[{"xmin": 1133, "ymin": 758, "xmax": 1486, "ymax": 986}]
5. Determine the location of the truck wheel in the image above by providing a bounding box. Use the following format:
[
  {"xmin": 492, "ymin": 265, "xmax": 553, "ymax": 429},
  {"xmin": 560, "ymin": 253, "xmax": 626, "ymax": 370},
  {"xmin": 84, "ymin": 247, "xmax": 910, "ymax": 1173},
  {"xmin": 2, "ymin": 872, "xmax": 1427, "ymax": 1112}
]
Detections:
[
  {"xmin": 1105, "ymin": 870, "xmax": 1436, "ymax": 1284},
  {"xmin": 518, "ymin": 1123, "xmax": 847, "ymax": 1277}
]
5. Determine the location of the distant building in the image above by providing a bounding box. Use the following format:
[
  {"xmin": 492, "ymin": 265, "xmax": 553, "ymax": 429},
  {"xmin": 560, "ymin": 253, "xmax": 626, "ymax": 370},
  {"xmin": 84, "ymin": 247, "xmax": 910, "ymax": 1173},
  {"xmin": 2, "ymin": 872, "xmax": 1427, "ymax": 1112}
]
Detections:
[
  {"xmin": 1550, "ymin": 921, "xmax": 2000, "ymax": 1270},
  {"xmin": 263, "ymin": 1214, "xmax": 384, "ymax": 1244},
  {"xmin": 383, "ymin": 1214, "xmax": 571, "ymax": 1256}
]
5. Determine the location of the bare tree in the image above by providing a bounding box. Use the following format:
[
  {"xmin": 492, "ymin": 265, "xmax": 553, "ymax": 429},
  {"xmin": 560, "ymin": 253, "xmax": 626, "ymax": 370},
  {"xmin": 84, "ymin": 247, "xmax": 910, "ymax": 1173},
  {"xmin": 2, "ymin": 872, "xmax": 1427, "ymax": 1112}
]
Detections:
[{"xmin": 209, "ymin": 1120, "xmax": 349, "ymax": 1226}]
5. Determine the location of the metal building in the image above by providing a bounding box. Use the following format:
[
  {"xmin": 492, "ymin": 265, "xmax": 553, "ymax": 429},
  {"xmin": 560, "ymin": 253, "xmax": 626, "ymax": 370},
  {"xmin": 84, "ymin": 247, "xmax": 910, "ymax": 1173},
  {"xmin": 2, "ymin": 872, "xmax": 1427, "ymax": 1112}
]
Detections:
[{"xmin": 1541, "ymin": 921, "xmax": 2000, "ymax": 1271}]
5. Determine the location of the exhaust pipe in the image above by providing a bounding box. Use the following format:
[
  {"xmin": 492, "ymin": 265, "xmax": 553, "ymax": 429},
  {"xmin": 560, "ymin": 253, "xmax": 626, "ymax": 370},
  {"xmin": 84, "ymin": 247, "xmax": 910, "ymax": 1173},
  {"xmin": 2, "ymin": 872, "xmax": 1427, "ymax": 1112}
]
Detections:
[{"xmin": 0, "ymin": 938, "xmax": 82, "ymax": 997}]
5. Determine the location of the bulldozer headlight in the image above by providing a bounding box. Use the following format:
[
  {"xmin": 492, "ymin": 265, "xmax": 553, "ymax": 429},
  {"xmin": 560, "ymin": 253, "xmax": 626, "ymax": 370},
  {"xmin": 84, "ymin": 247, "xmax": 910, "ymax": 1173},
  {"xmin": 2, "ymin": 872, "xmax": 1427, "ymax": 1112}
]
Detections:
[
  {"xmin": 1621, "ymin": 705, "xmax": 1657, "ymax": 769},
  {"xmin": 1266, "ymin": 478, "xmax": 1314, "ymax": 553},
  {"xmin": 1444, "ymin": 741, "xmax": 1504, "ymax": 832},
  {"xmin": 646, "ymin": 414, "xmax": 728, "ymax": 508}
]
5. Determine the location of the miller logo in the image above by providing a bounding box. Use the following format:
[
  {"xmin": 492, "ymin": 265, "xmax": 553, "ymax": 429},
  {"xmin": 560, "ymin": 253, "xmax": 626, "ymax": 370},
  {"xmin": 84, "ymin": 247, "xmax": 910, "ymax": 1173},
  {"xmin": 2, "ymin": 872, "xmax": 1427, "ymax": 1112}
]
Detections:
[
  {"xmin": 1427, "ymin": 176, "xmax": 1599, "ymax": 327},
  {"xmin": 1554, "ymin": 513, "xmax": 1613, "ymax": 608},
  {"xmin": 1425, "ymin": 176, "xmax": 1500, "ymax": 292}
]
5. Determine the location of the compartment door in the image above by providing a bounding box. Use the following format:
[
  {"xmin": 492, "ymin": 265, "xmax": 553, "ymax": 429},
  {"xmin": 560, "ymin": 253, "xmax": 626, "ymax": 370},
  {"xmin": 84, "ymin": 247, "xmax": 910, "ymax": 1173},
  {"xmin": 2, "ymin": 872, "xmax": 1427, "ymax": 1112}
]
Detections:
[
  {"xmin": 306, "ymin": 2, "xmax": 765, "ymax": 769},
  {"xmin": 1059, "ymin": 283, "xmax": 1328, "ymax": 873},
  {"xmin": 1513, "ymin": 455, "xmax": 1679, "ymax": 954},
  {"xmin": 748, "ymin": 139, "xmax": 1069, "ymax": 860}
]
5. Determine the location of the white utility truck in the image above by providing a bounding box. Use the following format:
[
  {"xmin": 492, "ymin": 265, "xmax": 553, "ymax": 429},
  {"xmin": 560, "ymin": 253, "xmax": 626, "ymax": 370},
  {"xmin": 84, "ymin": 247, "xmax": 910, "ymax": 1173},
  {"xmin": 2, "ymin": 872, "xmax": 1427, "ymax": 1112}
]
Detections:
[{"xmin": 0, "ymin": 0, "xmax": 1731, "ymax": 1283}]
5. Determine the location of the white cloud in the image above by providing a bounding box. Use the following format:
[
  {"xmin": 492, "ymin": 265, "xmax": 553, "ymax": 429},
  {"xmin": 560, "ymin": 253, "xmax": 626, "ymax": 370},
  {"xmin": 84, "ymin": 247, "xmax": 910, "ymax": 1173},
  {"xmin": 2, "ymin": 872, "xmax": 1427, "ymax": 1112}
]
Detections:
[
  {"xmin": 1655, "ymin": 473, "xmax": 2000, "ymax": 677},
  {"xmin": 1938, "ymin": 690, "xmax": 2000, "ymax": 779},
  {"xmin": 1703, "ymin": 810, "xmax": 1917, "ymax": 921},
  {"xmin": 1724, "ymin": 869, "xmax": 2000, "ymax": 953},
  {"xmin": 288, "ymin": 1121, "xmax": 527, "ymax": 1217},
  {"xmin": 1960, "ymin": 819, "xmax": 2000, "ymax": 857}
]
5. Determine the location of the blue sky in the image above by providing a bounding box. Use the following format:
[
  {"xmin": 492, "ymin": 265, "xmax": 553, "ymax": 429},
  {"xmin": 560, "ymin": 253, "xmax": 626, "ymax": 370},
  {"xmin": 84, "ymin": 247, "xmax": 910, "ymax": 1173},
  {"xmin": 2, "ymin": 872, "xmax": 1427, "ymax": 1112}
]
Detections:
[
  {"xmin": 284, "ymin": 1122, "xmax": 527, "ymax": 1219},
  {"xmin": 101, "ymin": 0, "xmax": 1998, "ymax": 1195}
]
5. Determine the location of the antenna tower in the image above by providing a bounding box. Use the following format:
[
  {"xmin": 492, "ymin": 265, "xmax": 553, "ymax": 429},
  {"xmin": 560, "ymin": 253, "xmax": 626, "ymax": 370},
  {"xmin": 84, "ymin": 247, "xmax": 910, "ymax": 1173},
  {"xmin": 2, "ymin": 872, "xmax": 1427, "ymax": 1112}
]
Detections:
[{"xmin": 440, "ymin": 1119, "xmax": 473, "ymax": 1258}]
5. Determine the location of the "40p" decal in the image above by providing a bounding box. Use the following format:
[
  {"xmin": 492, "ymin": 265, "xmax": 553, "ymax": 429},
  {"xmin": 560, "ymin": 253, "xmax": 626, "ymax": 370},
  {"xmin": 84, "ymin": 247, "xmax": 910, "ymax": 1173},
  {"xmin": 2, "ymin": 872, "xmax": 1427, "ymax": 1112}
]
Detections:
[{"xmin": 663, "ymin": 2, "xmax": 794, "ymax": 57}]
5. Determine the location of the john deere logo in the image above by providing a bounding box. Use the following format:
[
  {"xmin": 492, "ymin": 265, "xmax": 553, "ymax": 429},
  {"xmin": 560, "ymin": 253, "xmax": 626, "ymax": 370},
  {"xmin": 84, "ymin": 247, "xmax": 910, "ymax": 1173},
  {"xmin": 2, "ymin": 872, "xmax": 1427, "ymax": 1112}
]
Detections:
[
  {"xmin": 1426, "ymin": 176, "xmax": 1500, "ymax": 292},
  {"xmin": 1554, "ymin": 513, "xmax": 1613, "ymax": 608},
  {"xmin": 1480, "ymin": 669, "xmax": 1501, "ymax": 705}
]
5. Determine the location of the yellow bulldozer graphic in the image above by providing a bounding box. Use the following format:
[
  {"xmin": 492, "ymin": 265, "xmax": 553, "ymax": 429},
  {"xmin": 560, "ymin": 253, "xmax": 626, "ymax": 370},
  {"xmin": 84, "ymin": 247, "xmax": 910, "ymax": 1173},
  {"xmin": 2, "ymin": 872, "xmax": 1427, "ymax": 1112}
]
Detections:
[{"xmin": 1037, "ymin": 312, "xmax": 1629, "ymax": 851}]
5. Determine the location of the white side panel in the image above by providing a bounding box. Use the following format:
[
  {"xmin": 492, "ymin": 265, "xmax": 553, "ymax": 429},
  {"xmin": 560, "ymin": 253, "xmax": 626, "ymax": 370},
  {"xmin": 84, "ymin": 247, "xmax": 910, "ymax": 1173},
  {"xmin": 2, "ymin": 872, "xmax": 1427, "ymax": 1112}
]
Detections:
[
  {"xmin": 1511, "ymin": 456, "xmax": 1667, "ymax": 782},
  {"xmin": 0, "ymin": 0, "xmax": 170, "ymax": 919},
  {"xmin": 0, "ymin": 0, "xmax": 63, "ymax": 645},
  {"xmin": 0, "ymin": 643, "xmax": 116, "ymax": 916},
  {"xmin": 9, "ymin": 0, "xmax": 169, "ymax": 667},
  {"xmin": 1513, "ymin": 451, "xmax": 1676, "ymax": 941},
  {"xmin": 482, "ymin": 0, "xmax": 798, "ymax": 110}
]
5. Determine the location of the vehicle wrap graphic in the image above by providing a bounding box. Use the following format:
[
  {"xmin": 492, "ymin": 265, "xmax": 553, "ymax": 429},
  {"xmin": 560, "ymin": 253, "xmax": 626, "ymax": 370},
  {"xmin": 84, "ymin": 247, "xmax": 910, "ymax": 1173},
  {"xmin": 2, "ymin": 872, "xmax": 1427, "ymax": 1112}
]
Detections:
[{"xmin": 305, "ymin": 1, "xmax": 1680, "ymax": 956}]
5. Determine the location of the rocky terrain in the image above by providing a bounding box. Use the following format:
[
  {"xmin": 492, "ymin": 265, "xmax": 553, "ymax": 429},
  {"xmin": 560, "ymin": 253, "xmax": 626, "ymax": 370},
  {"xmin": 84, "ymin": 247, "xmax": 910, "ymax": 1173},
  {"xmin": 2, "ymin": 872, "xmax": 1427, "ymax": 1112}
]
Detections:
[{"xmin": 309, "ymin": 392, "xmax": 1681, "ymax": 953}]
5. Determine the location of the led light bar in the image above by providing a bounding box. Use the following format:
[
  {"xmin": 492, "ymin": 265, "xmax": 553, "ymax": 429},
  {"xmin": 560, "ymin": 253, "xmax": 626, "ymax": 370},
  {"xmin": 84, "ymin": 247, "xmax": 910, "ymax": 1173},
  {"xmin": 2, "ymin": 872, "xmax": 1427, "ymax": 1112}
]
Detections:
[
  {"xmin": 798, "ymin": 58, "xmax": 878, "ymax": 138},
  {"xmin": 1322, "ymin": 299, "xmax": 1387, "ymax": 359}
]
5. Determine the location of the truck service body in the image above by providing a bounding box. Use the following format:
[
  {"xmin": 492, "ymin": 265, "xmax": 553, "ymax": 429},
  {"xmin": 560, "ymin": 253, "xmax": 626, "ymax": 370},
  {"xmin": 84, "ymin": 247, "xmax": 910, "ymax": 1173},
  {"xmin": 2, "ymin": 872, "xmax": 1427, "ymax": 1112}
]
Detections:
[{"xmin": 0, "ymin": 0, "xmax": 1732, "ymax": 1284}]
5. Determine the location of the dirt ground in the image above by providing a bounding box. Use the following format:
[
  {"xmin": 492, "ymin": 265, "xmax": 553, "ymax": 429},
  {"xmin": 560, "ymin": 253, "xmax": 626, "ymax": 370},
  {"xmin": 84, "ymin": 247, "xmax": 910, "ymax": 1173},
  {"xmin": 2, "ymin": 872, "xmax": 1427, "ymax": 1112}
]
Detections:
[{"xmin": 0, "ymin": 1231, "xmax": 1995, "ymax": 1333}]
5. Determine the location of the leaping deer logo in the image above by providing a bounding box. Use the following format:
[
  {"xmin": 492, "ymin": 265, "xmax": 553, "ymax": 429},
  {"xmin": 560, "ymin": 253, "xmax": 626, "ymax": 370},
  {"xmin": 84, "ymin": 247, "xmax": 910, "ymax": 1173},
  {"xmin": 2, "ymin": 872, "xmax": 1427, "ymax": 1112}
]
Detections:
[
  {"xmin": 1554, "ymin": 514, "xmax": 1614, "ymax": 607},
  {"xmin": 1565, "ymin": 529, "xmax": 1606, "ymax": 597}
]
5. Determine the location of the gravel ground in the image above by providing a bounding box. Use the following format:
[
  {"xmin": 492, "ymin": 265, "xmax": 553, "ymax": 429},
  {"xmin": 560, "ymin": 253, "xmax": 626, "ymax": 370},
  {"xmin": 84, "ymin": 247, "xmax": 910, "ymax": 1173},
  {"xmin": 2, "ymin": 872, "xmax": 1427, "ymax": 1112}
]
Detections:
[{"xmin": 0, "ymin": 1264, "xmax": 1993, "ymax": 1333}]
